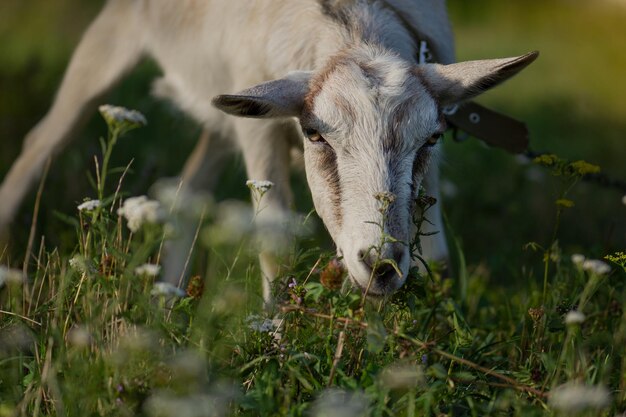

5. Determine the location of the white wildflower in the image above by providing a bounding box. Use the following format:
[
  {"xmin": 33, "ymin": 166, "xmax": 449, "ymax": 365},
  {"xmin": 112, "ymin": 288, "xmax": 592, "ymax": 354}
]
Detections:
[
  {"xmin": 310, "ymin": 389, "xmax": 369, "ymax": 417},
  {"xmin": 77, "ymin": 199, "xmax": 101, "ymax": 212},
  {"xmin": 549, "ymin": 382, "xmax": 611, "ymax": 412},
  {"xmin": 0, "ymin": 266, "xmax": 23, "ymax": 288},
  {"xmin": 99, "ymin": 104, "xmax": 147, "ymax": 128},
  {"xmin": 151, "ymin": 282, "xmax": 186, "ymax": 298},
  {"xmin": 571, "ymin": 254, "xmax": 585, "ymax": 266},
  {"xmin": 117, "ymin": 196, "xmax": 162, "ymax": 232},
  {"xmin": 135, "ymin": 263, "xmax": 161, "ymax": 277},
  {"xmin": 564, "ymin": 310, "xmax": 585, "ymax": 325},
  {"xmin": 246, "ymin": 314, "xmax": 277, "ymax": 333},
  {"xmin": 622, "ymin": 194, "xmax": 626, "ymax": 206},
  {"xmin": 582, "ymin": 259, "xmax": 611, "ymax": 275},
  {"xmin": 246, "ymin": 179, "xmax": 274, "ymax": 195}
]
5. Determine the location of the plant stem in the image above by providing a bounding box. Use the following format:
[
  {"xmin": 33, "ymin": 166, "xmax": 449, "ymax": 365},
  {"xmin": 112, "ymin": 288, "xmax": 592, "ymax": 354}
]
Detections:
[{"xmin": 98, "ymin": 128, "xmax": 119, "ymax": 202}]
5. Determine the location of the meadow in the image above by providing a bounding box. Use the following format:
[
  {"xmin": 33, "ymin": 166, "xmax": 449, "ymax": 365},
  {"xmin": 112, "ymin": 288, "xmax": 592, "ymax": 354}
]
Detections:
[{"xmin": 1, "ymin": 1, "xmax": 625, "ymax": 416}]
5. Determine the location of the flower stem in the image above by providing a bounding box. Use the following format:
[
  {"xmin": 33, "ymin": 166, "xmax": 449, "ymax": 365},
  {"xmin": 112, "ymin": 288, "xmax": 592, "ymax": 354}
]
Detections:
[{"xmin": 98, "ymin": 128, "xmax": 120, "ymax": 202}]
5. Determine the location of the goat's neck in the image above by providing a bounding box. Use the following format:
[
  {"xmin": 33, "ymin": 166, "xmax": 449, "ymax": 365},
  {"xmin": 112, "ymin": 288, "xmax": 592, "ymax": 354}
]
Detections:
[
  {"xmin": 316, "ymin": 0, "xmax": 421, "ymax": 67},
  {"xmin": 260, "ymin": 1, "xmax": 432, "ymax": 77}
]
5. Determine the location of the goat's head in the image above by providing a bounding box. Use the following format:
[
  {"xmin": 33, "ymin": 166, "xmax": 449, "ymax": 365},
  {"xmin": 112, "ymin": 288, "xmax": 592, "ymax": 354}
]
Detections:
[{"xmin": 213, "ymin": 47, "xmax": 537, "ymax": 295}]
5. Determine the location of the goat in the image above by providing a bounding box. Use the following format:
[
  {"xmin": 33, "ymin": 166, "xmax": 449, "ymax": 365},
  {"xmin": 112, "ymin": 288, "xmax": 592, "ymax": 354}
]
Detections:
[{"xmin": 0, "ymin": 0, "xmax": 537, "ymax": 301}]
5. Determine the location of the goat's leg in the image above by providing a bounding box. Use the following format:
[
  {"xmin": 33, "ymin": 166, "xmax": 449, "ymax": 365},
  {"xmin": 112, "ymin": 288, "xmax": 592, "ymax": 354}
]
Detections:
[
  {"xmin": 160, "ymin": 129, "xmax": 234, "ymax": 287},
  {"xmin": 235, "ymin": 120, "xmax": 294, "ymax": 306},
  {"xmin": 0, "ymin": 0, "xmax": 144, "ymax": 234}
]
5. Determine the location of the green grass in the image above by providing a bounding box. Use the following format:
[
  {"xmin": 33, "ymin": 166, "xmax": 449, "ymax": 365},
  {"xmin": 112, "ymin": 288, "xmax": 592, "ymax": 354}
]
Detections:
[
  {"xmin": 1, "ymin": 1, "xmax": 625, "ymax": 416},
  {"xmin": 1, "ymin": 109, "xmax": 625, "ymax": 416}
]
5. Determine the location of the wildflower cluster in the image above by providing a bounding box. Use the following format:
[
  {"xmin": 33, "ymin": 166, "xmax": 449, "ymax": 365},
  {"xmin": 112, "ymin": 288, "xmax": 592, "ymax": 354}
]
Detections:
[
  {"xmin": 134, "ymin": 263, "xmax": 161, "ymax": 277},
  {"xmin": 99, "ymin": 104, "xmax": 147, "ymax": 136},
  {"xmin": 533, "ymin": 154, "xmax": 600, "ymax": 178},
  {"xmin": 117, "ymin": 196, "xmax": 162, "ymax": 232},
  {"xmin": 564, "ymin": 310, "xmax": 585, "ymax": 325},
  {"xmin": 246, "ymin": 179, "xmax": 274, "ymax": 196},
  {"xmin": 571, "ymin": 254, "xmax": 612, "ymax": 275},
  {"xmin": 604, "ymin": 251, "xmax": 626, "ymax": 272},
  {"xmin": 246, "ymin": 314, "xmax": 278, "ymax": 333},
  {"xmin": 77, "ymin": 199, "xmax": 101, "ymax": 212},
  {"xmin": 68, "ymin": 255, "xmax": 95, "ymax": 274},
  {"xmin": 287, "ymin": 277, "xmax": 306, "ymax": 305},
  {"xmin": 150, "ymin": 282, "xmax": 186, "ymax": 298},
  {"xmin": 374, "ymin": 191, "xmax": 396, "ymax": 214}
]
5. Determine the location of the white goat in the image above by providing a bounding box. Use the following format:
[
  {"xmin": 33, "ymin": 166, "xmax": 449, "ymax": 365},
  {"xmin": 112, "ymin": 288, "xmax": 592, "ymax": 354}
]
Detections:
[{"xmin": 0, "ymin": 0, "xmax": 536, "ymax": 300}]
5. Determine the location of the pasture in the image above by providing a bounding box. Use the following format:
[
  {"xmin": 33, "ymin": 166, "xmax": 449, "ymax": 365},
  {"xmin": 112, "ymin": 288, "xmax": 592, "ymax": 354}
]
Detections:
[{"xmin": 1, "ymin": 1, "xmax": 625, "ymax": 416}]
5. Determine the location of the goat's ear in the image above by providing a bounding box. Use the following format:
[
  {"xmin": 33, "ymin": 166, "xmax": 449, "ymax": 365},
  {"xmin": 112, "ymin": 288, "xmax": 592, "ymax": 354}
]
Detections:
[
  {"xmin": 212, "ymin": 71, "xmax": 312, "ymax": 118},
  {"xmin": 419, "ymin": 51, "xmax": 538, "ymax": 105}
]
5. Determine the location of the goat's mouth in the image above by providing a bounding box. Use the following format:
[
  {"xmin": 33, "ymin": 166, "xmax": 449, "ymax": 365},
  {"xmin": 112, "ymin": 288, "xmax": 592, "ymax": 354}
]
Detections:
[{"xmin": 347, "ymin": 272, "xmax": 402, "ymax": 297}]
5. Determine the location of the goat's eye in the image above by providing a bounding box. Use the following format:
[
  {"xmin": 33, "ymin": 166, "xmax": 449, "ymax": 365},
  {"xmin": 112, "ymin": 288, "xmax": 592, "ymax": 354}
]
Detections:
[
  {"xmin": 304, "ymin": 128, "xmax": 326, "ymax": 144},
  {"xmin": 425, "ymin": 133, "xmax": 443, "ymax": 147}
]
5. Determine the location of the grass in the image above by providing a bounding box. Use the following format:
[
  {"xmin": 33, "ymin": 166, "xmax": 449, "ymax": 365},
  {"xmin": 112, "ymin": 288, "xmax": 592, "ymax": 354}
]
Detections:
[
  {"xmin": 1, "ymin": 1, "xmax": 625, "ymax": 415},
  {"xmin": 1, "ymin": 108, "xmax": 624, "ymax": 416}
]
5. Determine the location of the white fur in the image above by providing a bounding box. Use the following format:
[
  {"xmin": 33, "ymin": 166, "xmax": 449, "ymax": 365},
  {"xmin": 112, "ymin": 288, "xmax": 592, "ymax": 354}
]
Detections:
[{"xmin": 0, "ymin": 0, "xmax": 536, "ymax": 301}]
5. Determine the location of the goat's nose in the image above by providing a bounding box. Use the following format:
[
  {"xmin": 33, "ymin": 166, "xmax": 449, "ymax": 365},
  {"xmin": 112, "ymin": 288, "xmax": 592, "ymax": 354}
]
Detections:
[{"xmin": 358, "ymin": 245, "xmax": 405, "ymax": 282}]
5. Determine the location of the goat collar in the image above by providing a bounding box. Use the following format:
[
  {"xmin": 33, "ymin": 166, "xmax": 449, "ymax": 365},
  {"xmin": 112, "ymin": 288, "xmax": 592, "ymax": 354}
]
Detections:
[{"xmin": 378, "ymin": 0, "xmax": 530, "ymax": 154}]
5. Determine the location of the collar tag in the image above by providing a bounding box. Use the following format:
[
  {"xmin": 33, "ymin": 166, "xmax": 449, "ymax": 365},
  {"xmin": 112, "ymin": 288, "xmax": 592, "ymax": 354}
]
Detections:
[
  {"xmin": 418, "ymin": 40, "xmax": 433, "ymax": 64},
  {"xmin": 445, "ymin": 102, "xmax": 530, "ymax": 154}
]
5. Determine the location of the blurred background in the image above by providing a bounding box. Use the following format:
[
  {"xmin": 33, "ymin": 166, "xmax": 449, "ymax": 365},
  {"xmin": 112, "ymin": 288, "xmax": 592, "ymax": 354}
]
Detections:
[{"xmin": 1, "ymin": 0, "xmax": 624, "ymax": 280}]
